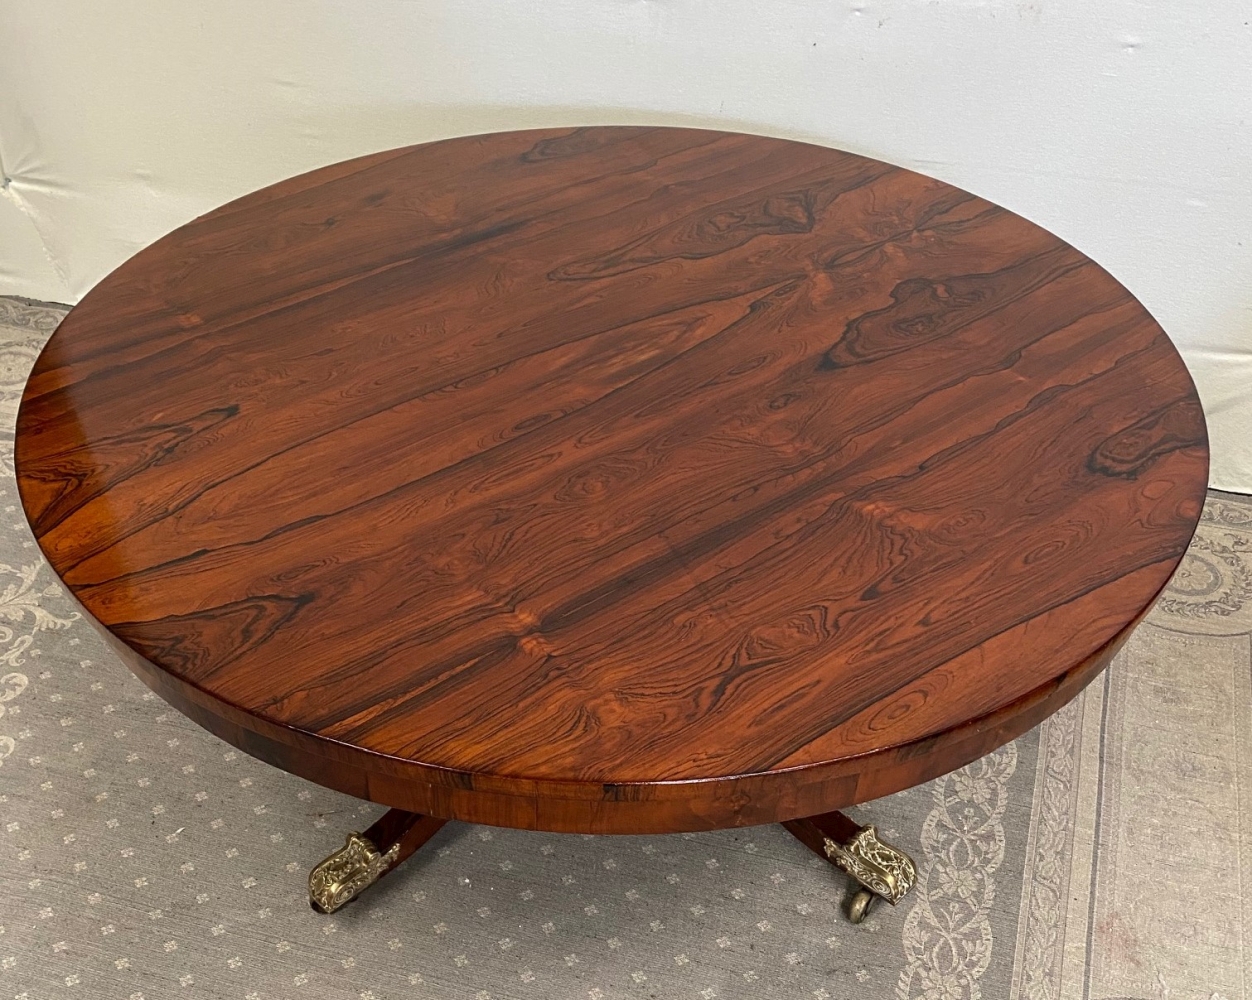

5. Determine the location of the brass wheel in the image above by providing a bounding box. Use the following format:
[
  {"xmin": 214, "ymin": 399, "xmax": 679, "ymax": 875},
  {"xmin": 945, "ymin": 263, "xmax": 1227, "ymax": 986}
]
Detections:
[{"xmin": 848, "ymin": 888, "xmax": 874, "ymax": 924}]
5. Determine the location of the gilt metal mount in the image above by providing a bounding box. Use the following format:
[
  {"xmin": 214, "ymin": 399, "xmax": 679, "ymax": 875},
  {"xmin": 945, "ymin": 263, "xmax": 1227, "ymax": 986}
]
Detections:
[
  {"xmin": 823, "ymin": 824, "xmax": 917, "ymax": 906},
  {"xmin": 309, "ymin": 832, "xmax": 401, "ymax": 913}
]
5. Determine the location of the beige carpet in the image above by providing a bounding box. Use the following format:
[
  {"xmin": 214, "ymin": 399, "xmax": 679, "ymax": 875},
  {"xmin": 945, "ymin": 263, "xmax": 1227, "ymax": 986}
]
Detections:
[{"xmin": 0, "ymin": 295, "xmax": 1248, "ymax": 1000}]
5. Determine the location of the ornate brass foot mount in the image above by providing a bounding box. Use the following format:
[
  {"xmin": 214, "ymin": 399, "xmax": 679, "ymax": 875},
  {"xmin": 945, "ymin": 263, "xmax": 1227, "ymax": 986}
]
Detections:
[
  {"xmin": 309, "ymin": 832, "xmax": 400, "ymax": 913},
  {"xmin": 309, "ymin": 809, "xmax": 447, "ymax": 914},
  {"xmin": 781, "ymin": 811, "xmax": 917, "ymax": 926},
  {"xmin": 823, "ymin": 823, "xmax": 917, "ymax": 924}
]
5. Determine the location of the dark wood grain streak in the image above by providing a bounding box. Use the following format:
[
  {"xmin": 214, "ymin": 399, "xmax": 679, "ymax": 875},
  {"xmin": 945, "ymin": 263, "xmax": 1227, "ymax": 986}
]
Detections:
[{"xmin": 15, "ymin": 127, "xmax": 1208, "ymax": 834}]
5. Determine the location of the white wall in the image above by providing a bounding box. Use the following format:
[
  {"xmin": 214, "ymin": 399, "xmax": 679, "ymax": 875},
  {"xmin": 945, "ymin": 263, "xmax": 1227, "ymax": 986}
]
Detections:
[{"xmin": 2, "ymin": 0, "xmax": 1249, "ymax": 490}]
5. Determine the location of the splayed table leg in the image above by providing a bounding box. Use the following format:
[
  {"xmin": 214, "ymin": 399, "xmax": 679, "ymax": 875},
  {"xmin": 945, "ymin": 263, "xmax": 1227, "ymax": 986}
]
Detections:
[
  {"xmin": 783, "ymin": 810, "xmax": 917, "ymax": 925},
  {"xmin": 309, "ymin": 809, "xmax": 447, "ymax": 913}
]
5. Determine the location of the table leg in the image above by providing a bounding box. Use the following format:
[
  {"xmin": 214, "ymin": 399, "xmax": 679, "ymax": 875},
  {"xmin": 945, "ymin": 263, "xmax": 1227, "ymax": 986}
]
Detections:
[
  {"xmin": 782, "ymin": 811, "xmax": 917, "ymax": 924},
  {"xmin": 309, "ymin": 809, "xmax": 446, "ymax": 913}
]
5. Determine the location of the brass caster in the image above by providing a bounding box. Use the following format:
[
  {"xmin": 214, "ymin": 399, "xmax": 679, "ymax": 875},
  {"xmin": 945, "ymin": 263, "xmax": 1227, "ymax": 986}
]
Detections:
[
  {"xmin": 309, "ymin": 832, "xmax": 400, "ymax": 914},
  {"xmin": 824, "ymin": 824, "xmax": 917, "ymax": 913},
  {"xmin": 848, "ymin": 888, "xmax": 875, "ymax": 924}
]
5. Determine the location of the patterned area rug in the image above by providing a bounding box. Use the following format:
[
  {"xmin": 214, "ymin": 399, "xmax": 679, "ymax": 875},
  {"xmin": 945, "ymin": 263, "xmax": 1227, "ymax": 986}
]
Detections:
[{"xmin": 0, "ymin": 296, "xmax": 1248, "ymax": 1000}]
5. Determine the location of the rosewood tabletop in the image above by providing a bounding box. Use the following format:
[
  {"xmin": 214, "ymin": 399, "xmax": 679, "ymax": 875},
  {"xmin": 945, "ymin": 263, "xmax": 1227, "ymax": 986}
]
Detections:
[{"xmin": 14, "ymin": 126, "xmax": 1209, "ymax": 838}]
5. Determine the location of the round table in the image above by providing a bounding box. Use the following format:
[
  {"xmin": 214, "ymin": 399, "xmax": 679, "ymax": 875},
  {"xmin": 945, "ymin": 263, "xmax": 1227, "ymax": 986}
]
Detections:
[{"xmin": 15, "ymin": 127, "xmax": 1208, "ymax": 918}]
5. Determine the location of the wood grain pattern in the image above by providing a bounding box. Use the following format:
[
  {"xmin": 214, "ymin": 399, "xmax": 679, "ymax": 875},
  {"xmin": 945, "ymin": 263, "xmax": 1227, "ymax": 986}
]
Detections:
[
  {"xmin": 15, "ymin": 127, "xmax": 1209, "ymax": 834},
  {"xmin": 361, "ymin": 809, "xmax": 446, "ymax": 879},
  {"xmin": 782, "ymin": 810, "xmax": 862, "ymax": 863}
]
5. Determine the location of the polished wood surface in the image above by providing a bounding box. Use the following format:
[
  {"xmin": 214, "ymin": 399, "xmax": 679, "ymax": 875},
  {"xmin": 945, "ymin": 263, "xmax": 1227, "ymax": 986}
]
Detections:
[
  {"xmin": 783, "ymin": 810, "xmax": 862, "ymax": 859},
  {"xmin": 363, "ymin": 809, "xmax": 447, "ymax": 872},
  {"xmin": 15, "ymin": 127, "xmax": 1208, "ymax": 833}
]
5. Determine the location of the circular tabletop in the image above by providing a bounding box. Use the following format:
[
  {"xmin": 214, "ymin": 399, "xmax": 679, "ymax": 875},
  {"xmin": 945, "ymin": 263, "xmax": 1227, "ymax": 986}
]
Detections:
[{"xmin": 16, "ymin": 127, "xmax": 1208, "ymax": 834}]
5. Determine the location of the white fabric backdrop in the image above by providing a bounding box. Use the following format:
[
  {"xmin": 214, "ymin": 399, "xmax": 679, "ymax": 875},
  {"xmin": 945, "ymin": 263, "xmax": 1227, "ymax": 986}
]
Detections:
[{"xmin": 1, "ymin": 0, "xmax": 1249, "ymax": 490}]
